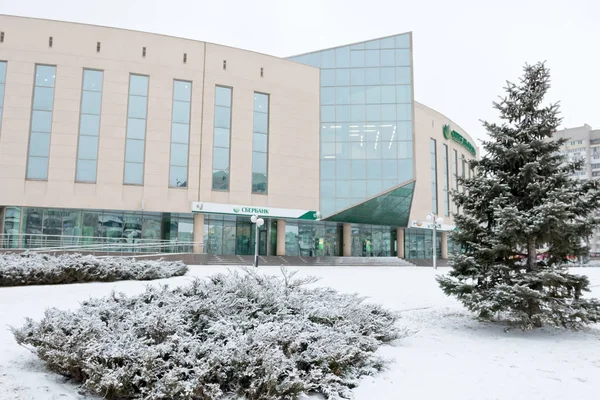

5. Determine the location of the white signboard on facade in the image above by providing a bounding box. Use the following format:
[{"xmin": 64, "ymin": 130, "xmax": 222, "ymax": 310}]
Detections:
[
  {"xmin": 191, "ymin": 202, "xmax": 321, "ymax": 220},
  {"xmin": 409, "ymin": 220, "xmax": 456, "ymax": 232}
]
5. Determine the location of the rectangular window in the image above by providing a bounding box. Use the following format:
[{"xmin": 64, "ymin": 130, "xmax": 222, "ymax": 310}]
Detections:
[
  {"xmin": 76, "ymin": 69, "xmax": 103, "ymax": 182},
  {"xmin": 430, "ymin": 138, "xmax": 437, "ymax": 214},
  {"xmin": 212, "ymin": 86, "xmax": 232, "ymax": 190},
  {"xmin": 443, "ymin": 143, "xmax": 449, "ymax": 216},
  {"xmin": 169, "ymin": 80, "xmax": 192, "ymax": 187},
  {"xmin": 123, "ymin": 74, "xmax": 149, "ymax": 185},
  {"xmin": 461, "ymin": 155, "xmax": 466, "ymax": 192},
  {"xmin": 0, "ymin": 61, "xmax": 6, "ymax": 135},
  {"xmin": 453, "ymin": 149, "xmax": 458, "ymax": 213},
  {"xmin": 252, "ymin": 92, "xmax": 269, "ymax": 193},
  {"xmin": 27, "ymin": 64, "xmax": 56, "ymax": 180}
]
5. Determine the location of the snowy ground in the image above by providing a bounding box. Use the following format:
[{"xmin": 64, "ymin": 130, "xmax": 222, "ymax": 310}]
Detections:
[{"xmin": 1, "ymin": 266, "xmax": 599, "ymax": 400}]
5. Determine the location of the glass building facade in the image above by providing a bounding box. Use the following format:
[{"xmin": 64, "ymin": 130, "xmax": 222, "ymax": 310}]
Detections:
[
  {"xmin": 1, "ymin": 206, "xmax": 193, "ymax": 252},
  {"xmin": 289, "ymin": 33, "xmax": 414, "ymax": 219}
]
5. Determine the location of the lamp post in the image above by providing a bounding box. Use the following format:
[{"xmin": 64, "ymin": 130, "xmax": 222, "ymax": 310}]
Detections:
[
  {"xmin": 426, "ymin": 213, "xmax": 444, "ymax": 269},
  {"xmin": 250, "ymin": 215, "xmax": 264, "ymax": 268}
]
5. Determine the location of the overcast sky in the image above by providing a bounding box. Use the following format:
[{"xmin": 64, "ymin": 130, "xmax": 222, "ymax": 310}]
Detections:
[{"xmin": 2, "ymin": 0, "xmax": 598, "ymax": 146}]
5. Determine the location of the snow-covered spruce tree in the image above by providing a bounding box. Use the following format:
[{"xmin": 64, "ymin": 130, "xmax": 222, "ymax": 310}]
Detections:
[{"xmin": 437, "ymin": 62, "xmax": 600, "ymax": 330}]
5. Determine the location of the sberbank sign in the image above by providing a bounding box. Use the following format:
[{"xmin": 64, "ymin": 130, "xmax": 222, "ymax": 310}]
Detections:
[
  {"xmin": 443, "ymin": 124, "xmax": 476, "ymax": 156},
  {"xmin": 234, "ymin": 207, "xmax": 269, "ymax": 214}
]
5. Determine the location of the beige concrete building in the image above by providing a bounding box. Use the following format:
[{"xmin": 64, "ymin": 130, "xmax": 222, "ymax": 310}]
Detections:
[{"xmin": 0, "ymin": 14, "xmax": 478, "ymax": 259}]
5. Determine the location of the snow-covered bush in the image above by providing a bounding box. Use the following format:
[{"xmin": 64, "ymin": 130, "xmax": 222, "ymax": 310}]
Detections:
[
  {"xmin": 0, "ymin": 253, "xmax": 188, "ymax": 286},
  {"xmin": 12, "ymin": 268, "xmax": 406, "ymax": 399}
]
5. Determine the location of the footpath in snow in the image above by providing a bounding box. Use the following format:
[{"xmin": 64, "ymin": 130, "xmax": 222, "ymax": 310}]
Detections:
[{"xmin": 0, "ymin": 266, "xmax": 599, "ymax": 400}]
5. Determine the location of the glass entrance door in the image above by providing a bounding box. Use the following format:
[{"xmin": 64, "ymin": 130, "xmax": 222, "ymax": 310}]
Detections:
[{"xmin": 236, "ymin": 217, "xmax": 268, "ymax": 256}]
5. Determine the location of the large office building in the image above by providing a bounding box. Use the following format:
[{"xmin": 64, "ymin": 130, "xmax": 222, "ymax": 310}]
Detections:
[
  {"xmin": 553, "ymin": 124, "xmax": 600, "ymax": 253},
  {"xmin": 0, "ymin": 15, "xmax": 478, "ymax": 259}
]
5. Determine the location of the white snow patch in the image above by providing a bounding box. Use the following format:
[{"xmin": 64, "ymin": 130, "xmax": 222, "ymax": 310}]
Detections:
[{"xmin": 0, "ymin": 266, "xmax": 599, "ymax": 400}]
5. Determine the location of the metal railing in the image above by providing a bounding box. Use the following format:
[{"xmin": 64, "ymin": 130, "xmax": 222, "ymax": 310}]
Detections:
[{"xmin": 0, "ymin": 233, "xmax": 204, "ymax": 256}]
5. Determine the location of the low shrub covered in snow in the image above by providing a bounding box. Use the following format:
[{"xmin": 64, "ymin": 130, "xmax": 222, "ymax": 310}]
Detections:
[
  {"xmin": 12, "ymin": 268, "xmax": 405, "ymax": 400},
  {"xmin": 0, "ymin": 253, "xmax": 188, "ymax": 287}
]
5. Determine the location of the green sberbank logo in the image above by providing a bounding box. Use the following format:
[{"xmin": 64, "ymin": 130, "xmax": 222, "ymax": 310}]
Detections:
[
  {"xmin": 443, "ymin": 124, "xmax": 476, "ymax": 156},
  {"xmin": 235, "ymin": 207, "xmax": 270, "ymax": 214},
  {"xmin": 443, "ymin": 124, "xmax": 451, "ymax": 140}
]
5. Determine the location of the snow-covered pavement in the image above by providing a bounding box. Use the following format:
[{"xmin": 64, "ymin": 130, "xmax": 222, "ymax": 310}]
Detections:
[{"xmin": 1, "ymin": 266, "xmax": 599, "ymax": 400}]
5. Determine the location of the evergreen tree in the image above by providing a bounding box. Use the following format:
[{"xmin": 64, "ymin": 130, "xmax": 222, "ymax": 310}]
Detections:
[{"xmin": 437, "ymin": 62, "xmax": 600, "ymax": 330}]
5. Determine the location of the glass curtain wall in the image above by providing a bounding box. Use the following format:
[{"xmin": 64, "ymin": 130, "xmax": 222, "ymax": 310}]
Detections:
[
  {"xmin": 27, "ymin": 65, "xmax": 56, "ymax": 180},
  {"xmin": 289, "ymin": 34, "xmax": 414, "ymax": 217},
  {"xmin": 76, "ymin": 69, "xmax": 103, "ymax": 182},
  {"xmin": 1, "ymin": 207, "xmax": 193, "ymax": 252}
]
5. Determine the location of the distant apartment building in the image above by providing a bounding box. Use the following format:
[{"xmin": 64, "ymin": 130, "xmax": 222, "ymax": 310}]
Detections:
[{"xmin": 553, "ymin": 124, "xmax": 600, "ymax": 252}]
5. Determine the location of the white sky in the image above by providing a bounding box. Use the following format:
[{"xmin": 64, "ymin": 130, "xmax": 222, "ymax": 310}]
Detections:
[{"xmin": 1, "ymin": 0, "xmax": 599, "ymax": 146}]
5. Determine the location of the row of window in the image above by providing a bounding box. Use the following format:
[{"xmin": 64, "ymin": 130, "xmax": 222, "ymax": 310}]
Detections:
[{"xmin": 0, "ymin": 62, "xmax": 270, "ymax": 194}]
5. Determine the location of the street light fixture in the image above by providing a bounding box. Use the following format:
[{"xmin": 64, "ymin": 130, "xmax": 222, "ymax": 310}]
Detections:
[
  {"xmin": 426, "ymin": 213, "xmax": 444, "ymax": 269},
  {"xmin": 250, "ymin": 214, "xmax": 264, "ymax": 268}
]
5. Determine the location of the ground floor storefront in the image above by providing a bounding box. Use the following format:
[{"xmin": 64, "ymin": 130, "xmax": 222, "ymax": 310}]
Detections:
[{"xmin": 0, "ymin": 205, "xmax": 455, "ymax": 259}]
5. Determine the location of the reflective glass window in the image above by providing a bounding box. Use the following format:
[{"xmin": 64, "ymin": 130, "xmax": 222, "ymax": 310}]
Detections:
[
  {"xmin": 124, "ymin": 74, "xmax": 148, "ymax": 184},
  {"xmin": 336, "ymin": 69, "xmax": 350, "ymax": 86},
  {"xmin": 31, "ymin": 111, "xmax": 52, "ymax": 133},
  {"xmin": 395, "ymin": 67, "xmax": 411, "ymax": 84},
  {"xmin": 335, "ymin": 46, "xmax": 350, "ymax": 68},
  {"xmin": 170, "ymin": 80, "xmax": 192, "ymax": 187},
  {"xmin": 27, "ymin": 65, "xmax": 56, "ymax": 180},
  {"xmin": 365, "ymin": 50, "xmax": 379, "ymax": 67},
  {"xmin": 129, "ymin": 74, "xmax": 149, "ymax": 96},
  {"xmin": 395, "ymin": 34, "xmax": 410, "ymax": 48},
  {"xmin": 213, "ymin": 86, "xmax": 232, "ymax": 190},
  {"xmin": 35, "ymin": 65, "xmax": 56, "ymax": 87},
  {"xmin": 431, "ymin": 139, "xmax": 438, "ymax": 214},
  {"xmin": 27, "ymin": 157, "xmax": 48, "ymax": 180},
  {"xmin": 29, "ymin": 132, "xmax": 50, "ymax": 157},
  {"xmin": 365, "ymin": 68, "xmax": 380, "ymax": 85},
  {"xmin": 397, "ymin": 103, "xmax": 412, "ymax": 120},
  {"xmin": 81, "ymin": 91, "xmax": 101, "ymax": 114},
  {"xmin": 365, "ymin": 86, "xmax": 380, "ymax": 104},
  {"xmin": 381, "ymin": 104, "xmax": 395, "ymax": 120},
  {"xmin": 350, "ymin": 50, "xmax": 365, "ymax": 68},
  {"xmin": 169, "ymin": 80, "xmax": 191, "ymax": 187},
  {"xmin": 380, "ymin": 49, "xmax": 395, "ymax": 66},
  {"xmin": 321, "ymin": 105, "xmax": 335, "ymax": 122},
  {"xmin": 252, "ymin": 92, "xmax": 269, "ymax": 193},
  {"xmin": 127, "ymin": 95, "xmax": 147, "ymax": 119},
  {"xmin": 336, "ymin": 105, "xmax": 350, "ymax": 121},
  {"xmin": 0, "ymin": 62, "xmax": 5, "ymax": 130},
  {"xmin": 381, "ymin": 67, "xmax": 395, "ymax": 85},
  {"xmin": 395, "ymin": 49, "xmax": 411, "ymax": 66},
  {"xmin": 321, "ymin": 87, "xmax": 335, "ymax": 105},
  {"xmin": 321, "ymin": 69, "xmax": 335, "ymax": 86},
  {"xmin": 396, "ymin": 85, "xmax": 411, "ymax": 103},
  {"xmin": 350, "ymin": 87, "xmax": 366, "ymax": 104},
  {"xmin": 321, "ymin": 50, "xmax": 335, "ymax": 68},
  {"xmin": 33, "ymin": 87, "xmax": 54, "ymax": 111},
  {"xmin": 336, "ymin": 159, "xmax": 351, "ymax": 179},
  {"xmin": 381, "ymin": 86, "xmax": 396, "ymax": 103},
  {"xmin": 380, "ymin": 37, "xmax": 395, "ymax": 49},
  {"xmin": 76, "ymin": 69, "xmax": 103, "ymax": 182},
  {"xmin": 335, "ymin": 86, "xmax": 350, "ymax": 104},
  {"xmin": 443, "ymin": 144, "xmax": 450, "ymax": 216},
  {"xmin": 350, "ymin": 69, "xmax": 365, "ymax": 86}
]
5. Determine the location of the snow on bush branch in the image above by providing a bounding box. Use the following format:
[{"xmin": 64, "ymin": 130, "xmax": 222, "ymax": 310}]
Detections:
[
  {"xmin": 12, "ymin": 268, "xmax": 407, "ymax": 399},
  {"xmin": 0, "ymin": 253, "xmax": 188, "ymax": 286}
]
